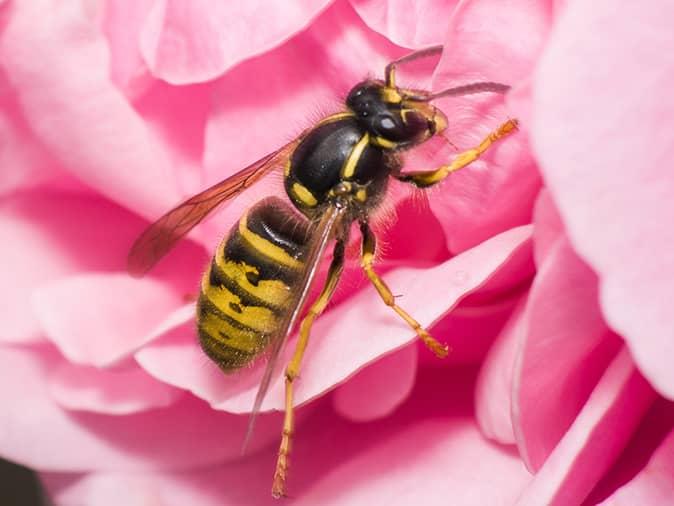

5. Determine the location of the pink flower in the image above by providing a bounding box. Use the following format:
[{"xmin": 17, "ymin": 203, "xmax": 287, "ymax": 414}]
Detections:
[{"xmin": 0, "ymin": 1, "xmax": 671, "ymax": 505}]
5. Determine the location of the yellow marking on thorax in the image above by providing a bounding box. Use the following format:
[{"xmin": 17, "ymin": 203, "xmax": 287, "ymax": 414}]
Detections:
[
  {"xmin": 355, "ymin": 188, "xmax": 368, "ymax": 202},
  {"xmin": 316, "ymin": 111, "xmax": 355, "ymax": 127},
  {"xmin": 341, "ymin": 133, "xmax": 370, "ymax": 179},
  {"xmin": 371, "ymin": 136, "xmax": 397, "ymax": 149},
  {"xmin": 215, "ymin": 259, "xmax": 292, "ymax": 308},
  {"xmin": 201, "ymin": 274, "xmax": 279, "ymax": 333},
  {"xmin": 291, "ymin": 182, "xmax": 318, "ymax": 207},
  {"xmin": 400, "ymin": 108, "xmax": 414, "ymax": 125},
  {"xmin": 284, "ymin": 159, "xmax": 292, "ymax": 177},
  {"xmin": 239, "ymin": 214, "xmax": 303, "ymax": 269}
]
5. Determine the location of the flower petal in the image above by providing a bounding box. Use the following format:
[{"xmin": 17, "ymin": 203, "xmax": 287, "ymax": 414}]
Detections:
[
  {"xmin": 422, "ymin": 293, "xmax": 523, "ymax": 367},
  {"xmin": 516, "ymin": 348, "xmax": 657, "ymax": 506},
  {"xmin": 136, "ymin": 225, "xmax": 531, "ymax": 412},
  {"xmin": 597, "ymin": 401, "xmax": 674, "ymax": 505},
  {"xmin": 46, "ymin": 367, "xmax": 532, "ymax": 506},
  {"xmin": 349, "ymin": 0, "xmax": 459, "ymax": 47},
  {"xmin": 585, "ymin": 397, "xmax": 674, "ymax": 504},
  {"xmin": 100, "ymin": 0, "xmax": 155, "ymax": 96},
  {"xmin": 203, "ymin": 1, "xmax": 402, "ymax": 191},
  {"xmin": 48, "ymin": 362, "xmax": 183, "ymax": 415},
  {"xmin": 427, "ymin": 0, "xmax": 551, "ymax": 252},
  {"xmin": 34, "ymin": 273, "xmax": 185, "ymax": 367},
  {"xmin": 333, "ymin": 345, "xmax": 417, "ymax": 422},
  {"xmin": 475, "ymin": 296, "xmax": 527, "ymax": 444},
  {"xmin": 531, "ymin": 0, "xmax": 674, "ymax": 399},
  {"xmin": 532, "ymin": 189, "xmax": 564, "ymax": 266},
  {"xmin": 0, "ymin": 192, "xmax": 135, "ymax": 343},
  {"xmin": 139, "ymin": 0, "xmax": 333, "ymax": 84},
  {"xmin": 0, "ymin": 0, "xmax": 182, "ymax": 219},
  {"xmin": 513, "ymin": 236, "xmax": 621, "ymax": 471},
  {"xmin": 0, "ymin": 85, "xmax": 79, "ymax": 197},
  {"xmin": 0, "ymin": 346, "xmax": 281, "ymax": 472}
]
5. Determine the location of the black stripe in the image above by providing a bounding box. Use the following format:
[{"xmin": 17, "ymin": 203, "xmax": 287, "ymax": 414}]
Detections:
[
  {"xmin": 245, "ymin": 198, "xmax": 311, "ymax": 260},
  {"xmin": 208, "ymin": 259, "xmax": 286, "ymax": 315},
  {"xmin": 224, "ymin": 230, "xmax": 299, "ymax": 285}
]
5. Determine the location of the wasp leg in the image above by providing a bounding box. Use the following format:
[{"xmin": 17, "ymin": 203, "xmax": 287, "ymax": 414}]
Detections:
[
  {"xmin": 359, "ymin": 222, "xmax": 448, "ymax": 358},
  {"xmin": 272, "ymin": 239, "xmax": 346, "ymax": 499},
  {"xmin": 396, "ymin": 119, "xmax": 518, "ymax": 188}
]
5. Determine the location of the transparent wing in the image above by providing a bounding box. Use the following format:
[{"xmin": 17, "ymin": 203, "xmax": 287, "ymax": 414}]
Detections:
[
  {"xmin": 127, "ymin": 137, "xmax": 304, "ymax": 277},
  {"xmin": 242, "ymin": 203, "xmax": 347, "ymax": 452}
]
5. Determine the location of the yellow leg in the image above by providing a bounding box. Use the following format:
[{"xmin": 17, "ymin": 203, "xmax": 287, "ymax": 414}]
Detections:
[
  {"xmin": 359, "ymin": 222, "xmax": 448, "ymax": 358},
  {"xmin": 397, "ymin": 119, "xmax": 519, "ymax": 187},
  {"xmin": 272, "ymin": 240, "xmax": 345, "ymax": 499}
]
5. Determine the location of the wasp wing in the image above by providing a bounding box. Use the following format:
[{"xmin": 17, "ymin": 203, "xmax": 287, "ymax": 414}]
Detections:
[
  {"xmin": 242, "ymin": 203, "xmax": 347, "ymax": 452},
  {"xmin": 127, "ymin": 137, "xmax": 304, "ymax": 277}
]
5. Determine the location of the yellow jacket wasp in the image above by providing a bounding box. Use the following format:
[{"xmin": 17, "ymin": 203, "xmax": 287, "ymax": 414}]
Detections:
[{"xmin": 128, "ymin": 45, "xmax": 517, "ymax": 498}]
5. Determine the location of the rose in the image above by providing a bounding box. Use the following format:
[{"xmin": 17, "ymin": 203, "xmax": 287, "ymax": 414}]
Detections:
[{"xmin": 1, "ymin": 0, "xmax": 672, "ymax": 505}]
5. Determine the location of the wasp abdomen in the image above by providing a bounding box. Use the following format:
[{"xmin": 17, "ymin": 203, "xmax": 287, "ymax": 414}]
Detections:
[{"xmin": 197, "ymin": 197, "xmax": 311, "ymax": 371}]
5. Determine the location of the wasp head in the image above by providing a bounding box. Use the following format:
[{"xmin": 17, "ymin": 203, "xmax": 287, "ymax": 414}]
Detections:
[{"xmin": 346, "ymin": 81, "xmax": 447, "ymax": 149}]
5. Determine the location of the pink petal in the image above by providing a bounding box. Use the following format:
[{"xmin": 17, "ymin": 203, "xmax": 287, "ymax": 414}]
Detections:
[
  {"xmin": 136, "ymin": 225, "xmax": 531, "ymax": 412},
  {"xmin": 34, "ymin": 273, "xmax": 184, "ymax": 367},
  {"xmin": 532, "ymin": 188, "xmax": 565, "ymax": 266},
  {"xmin": 427, "ymin": 0, "xmax": 551, "ymax": 252},
  {"xmin": 421, "ymin": 289, "xmax": 528, "ymax": 368},
  {"xmin": 0, "ymin": 346, "xmax": 281, "ymax": 472},
  {"xmin": 585, "ymin": 398, "xmax": 674, "ymax": 504},
  {"xmin": 475, "ymin": 296, "xmax": 528, "ymax": 444},
  {"xmin": 203, "ymin": 1, "xmax": 403, "ymax": 193},
  {"xmin": 48, "ymin": 362, "xmax": 183, "ymax": 415},
  {"xmin": 513, "ymin": 236, "xmax": 622, "ymax": 471},
  {"xmin": 133, "ymin": 81, "xmax": 214, "ymax": 195},
  {"xmin": 0, "ymin": 83, "xmax": 80, "ymax": 197},
  {"xmin": 598, "ymin": 402, "xmax": 674, "ymax": 505},
  {"xmin": 506, "ymin": 78, "xmax": 534, "ymax": 137},
  {"xmin": 0, "ymin": 192, "xmax": 139, "ymax": 344},
  {"xmin": 516, "ymin": 348, "xmax": 657, "ymax": 506},
  {"xmin": 418, "ymin": 228, "xmax": 533, "ymax": 367},
  {"xmin": 531, "ymin": 0, "xmax": 674, "ymax": 399},
  {"xmin": 0, "ymin": 0, "xmax": 182, "ymax": 219},
  {"xmin": 333, "ymin": 345, "xmax": 417, "ymax": 422},
  {"xmin": 47, "ymin": 368, "xmax": 532, "ymax": 505},
  {"xmin": 100, "ymin": 0, "xmax": 155, "ymax": 96},
  {"xmin": 349, "ymin": 0, "xmax": 459, "ymax": 47},
  {"xmin": 139, "ymin": 0, "xmax": 333, "ymax": 84}
]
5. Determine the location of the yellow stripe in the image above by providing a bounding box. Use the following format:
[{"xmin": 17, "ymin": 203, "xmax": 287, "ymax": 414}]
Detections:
[
  {"xmin": 316, "ymin": 111, "xmax": 355, "ymax": 126},
  {"xmin": 400, "ymin": 108, "xmax": 414, "ymax": 125},
  {"xmin": 199, "ymin": 311, "xmax": 266, "ymax": 354},
  {"xmin": 371, "ymin": 136, "xmax": 397, "ymax": 149},
  {"xmin": 341, "ymin": 133, "xmax": 370, "ymax": 179},
  {"xmin": 284, "ymin": 159, "xmax": 292, "ymax": 177},
  {"xmin": 238, "ymin": 214, "xmax": 303, "ymax": 269},
  {"xmin": 291, "ymin": 182, "xmax": 318, "ymax": 207},
  {"xmin": 202, "ymin": 274, "xmax": 279, "ymax": 333},
  {"xmin": 215, "ymin": 259, "xmax": 292, "ymax": 308}
]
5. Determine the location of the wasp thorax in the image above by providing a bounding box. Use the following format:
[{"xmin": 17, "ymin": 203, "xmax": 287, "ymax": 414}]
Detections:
[{"xmin": 346, "ymin": 81, "xmax": 444, "ymax": 147}]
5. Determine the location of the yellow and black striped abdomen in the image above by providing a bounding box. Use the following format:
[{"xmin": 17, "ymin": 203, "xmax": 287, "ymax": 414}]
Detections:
[{"xmin": 197, "ymin": 197, "xmax": 312, "ymax": 371}]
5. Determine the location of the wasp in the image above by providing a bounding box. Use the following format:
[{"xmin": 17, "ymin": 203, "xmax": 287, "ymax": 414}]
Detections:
[{"xmin": 128, "ymin": 45, "xmax": 517, "ymax": 498}]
